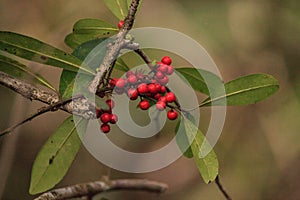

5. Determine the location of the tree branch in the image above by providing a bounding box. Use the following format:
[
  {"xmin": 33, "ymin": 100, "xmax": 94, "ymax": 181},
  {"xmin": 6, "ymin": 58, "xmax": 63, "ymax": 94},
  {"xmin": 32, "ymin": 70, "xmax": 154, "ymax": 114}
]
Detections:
[
  {"xmin": 34, "ymin": 179, "xmax": 168, "ymax": 200},
  {"xmin": 88, "ymin": 0, "xmax": 141, "ymax": 94},
  {"xmin": 0, "ymin": 71, "xmax": 97, "ymax": 119},
  {"xmin": 215, "ymin": 176, "xmax": 232, "ymax": 200}
]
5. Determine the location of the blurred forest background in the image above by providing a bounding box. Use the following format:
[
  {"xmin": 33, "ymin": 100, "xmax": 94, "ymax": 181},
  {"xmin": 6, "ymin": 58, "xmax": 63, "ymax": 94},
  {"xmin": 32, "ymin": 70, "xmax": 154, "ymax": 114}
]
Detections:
[{"xmin": 0, "ymin": 0, "xmax": 299, "ymax": 199}]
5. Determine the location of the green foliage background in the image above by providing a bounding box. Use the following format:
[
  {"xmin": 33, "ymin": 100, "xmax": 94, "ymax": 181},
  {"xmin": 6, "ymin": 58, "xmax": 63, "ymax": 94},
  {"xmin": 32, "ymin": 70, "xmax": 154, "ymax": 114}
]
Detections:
[{"xmin": 0, "ymin": 0, "xmax": 299, "ymax": 199}]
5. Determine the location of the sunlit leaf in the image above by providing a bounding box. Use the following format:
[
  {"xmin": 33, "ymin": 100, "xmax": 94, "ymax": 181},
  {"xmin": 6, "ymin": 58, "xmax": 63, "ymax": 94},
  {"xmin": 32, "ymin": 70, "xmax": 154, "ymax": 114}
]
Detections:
[
  {"xmin": 0, "ymin": 54, "xmax": 56, "ymax": 91},
  {"xmin": 183, "ymin": 117, "xmax": 218, "ymax": 184},
  {"xmin": 0, "ymin": 31, "xmax": 94, "ymax": 75},
  {"xmin": 200, "ymin": 74, "xmax": 279, "ymax": 106},
  {"xmin": 29, "ymin": 117, "xmax": 87, "ymax": 194}
]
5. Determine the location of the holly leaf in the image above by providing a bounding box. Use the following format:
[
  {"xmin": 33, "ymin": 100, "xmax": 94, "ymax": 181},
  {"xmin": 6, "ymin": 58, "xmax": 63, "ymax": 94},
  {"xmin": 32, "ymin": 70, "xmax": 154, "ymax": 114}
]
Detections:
[
  {"xmin": 183, "ymin": 116, "xmax": 219, "ymax": 184},
  {"xmin": 200, "ymin": 74, "xmax": 279, "ymax": 106},
  {"xmin": 29, "ymin": 116, "xmax": 87, "ymax": 194},
  {"xmin": 0, "ymin": 54, "xmax": 56, "ymax": 91},
  {"xmin": 0, "ymin": 31, "xmax": 94, "ymax": 75}
]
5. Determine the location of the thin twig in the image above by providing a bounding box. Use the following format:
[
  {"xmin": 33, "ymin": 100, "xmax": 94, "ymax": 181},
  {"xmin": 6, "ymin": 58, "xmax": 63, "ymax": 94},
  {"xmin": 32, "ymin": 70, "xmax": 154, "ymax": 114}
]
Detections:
[
  {"xmin": 215, "ymin": 176, "xmax": 232, "ymax": 200},
  {"xmin": 134, "ymin": 49, "xmax": 153, "ymax": 69},
  {"xmin": 0, "ymin": 96, "xmax": 83, "ymax": 137},
  {"xmin": 88, "ymin": 0, "xmax": 141, "ymax": 94},
  {"xmin": 35, "ymin": 179, "xmax": 168, "ymax": 200}
]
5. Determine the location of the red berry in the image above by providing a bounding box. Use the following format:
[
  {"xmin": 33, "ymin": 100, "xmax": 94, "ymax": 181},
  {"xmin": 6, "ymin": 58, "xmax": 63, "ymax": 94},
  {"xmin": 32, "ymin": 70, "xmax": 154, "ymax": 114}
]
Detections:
[
  {"xmin": 156, "ymin": 101, "xmax": 166, "ymax": 111},
  {"xmin": 106, "ymin": 99, "xmax": 114, "ymax": 109},
  {"xmin": 116, "ymin": 78, "xmax": 126, "ymax": 88},
  {"xmin": 139, "ymin": 100, "xmax": 150, "ymax": 110},
  {"xmin": 155, "ymin": 83, "xmax": 162, "ymax": 92},
  {"xmin": 159, "ymin": 96, "xmax": 167, "ymax": 102},
  {"xmin": 96, "ymin": 108, "xmax": 102, "ymax": 118},
  {"xmin": 161, "ymin": 56, "xmax": 172, "ymax": 65},
  {"xmin": 100, "ymin": 113, "xmax": 111, "ymax": 123},
  {"xmin": 155, "ymin": 71, "xmax": 165, "ymax": 79},
  {"xmin": 109, "ymin": 78, "xmax": 118, "ymax": 87},
  {"xmin": 126, "ymin": 71, "xmax": 134, "ymax": 78},
  {"xmin": 148, "ymin": 83, "xmax": 157, "ymax": 94},
  {"xmin": 160, "ymin": 85, "xmax": 167, "ymax": 93},
  {"xmin": 157, "ymin": 64, "xmax": 168, "ymax": 74},
  {"xmin": 158, "ymin": 76, "xmax": 169, "ymax": 85},
  {"xmin": 167, "ymin": 109, "xmax": 178, "ymax": 120},
  {"xmin": 165, "ymin": 92, "xmax": 176, "ymax": 103},
  {"xmin": 154, "ymin": 93, "xmax": 161, "ymax": 100},
  {"xmin": 127, "ymin": 88, "xmax": 139, "ymax": 100},
  {"xmin": 136, "ymin": 73, "xmax": 144, "ymax": 80},
  {"xmin": 166, "ymin": 65, "xmax": 174, "ymax": 75},
  {"xmin": 118, "ymin": 20, "xmax": 124, "ymax": 29},
  {"xmin": 101, "ymin": 123, "xmax": 110, "ymax": 133},
  {"xmin": 137, "ymin": 83, "xmax": 148, "ymax": 94},
  {"xmin": 127, "ymin": 75, "xmax": 138, "ymax": 85},
  {"xmin": 110, "ymin": 114, "xmax": 118, "ymax": 124}
]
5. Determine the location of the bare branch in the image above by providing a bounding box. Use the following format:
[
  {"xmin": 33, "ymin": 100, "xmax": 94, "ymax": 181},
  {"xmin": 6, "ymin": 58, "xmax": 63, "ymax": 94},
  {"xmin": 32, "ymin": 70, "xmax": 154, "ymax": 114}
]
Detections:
[
  {"xmin": 88, "ymin": 0, "xmax": 141, "ymax": 94},
  {"xmin": 35, "ymin": 179, "xmax": 168, "ymax": 200},
  {"xmin": 215, "ymin": 176, "xmax": 232, "ymax": 200},
  {"xmin": 0, "ymin": 71, "xmax": 97, "ymax": 119},
  {"xmin": 134, "ymin": 49, "xmax": 153, "ymax": 69}
]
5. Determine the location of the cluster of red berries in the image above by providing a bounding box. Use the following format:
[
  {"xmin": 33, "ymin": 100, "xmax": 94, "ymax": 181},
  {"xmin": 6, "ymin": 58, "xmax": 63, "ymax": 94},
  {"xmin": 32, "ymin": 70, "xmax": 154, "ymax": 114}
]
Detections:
[
  {"xmin": 96, "ymin": 99, "xmax": 118, "ymax": 134},
  {"xmin": 109, "ymin": 56, "xmax": 179, "ymax": 121}
]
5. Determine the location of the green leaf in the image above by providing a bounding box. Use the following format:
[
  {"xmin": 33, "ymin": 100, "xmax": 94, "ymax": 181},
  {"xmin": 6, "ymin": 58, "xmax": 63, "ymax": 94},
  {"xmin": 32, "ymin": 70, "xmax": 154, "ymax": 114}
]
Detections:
[
  {"xmin": 0, "ymin": 55, "xmax": 56, "ymax": 91},
  {"xmin": 183, "ymin": 117, "xmax": 218, "ymax": 184},
  {"xmin": 65, "ymin": 19, "xmax": 118, "ymax": 49},
  {"xmin": 200, "ymin": 74, "xmax": 279, "ymax": 106},
  {"xmin": 114, "ymin": 58, "xmax": 130, "ymax": 72},
  {"xmin": 29, "ymin": 116, "xmax": 87, "ymax": 194},
  {"xmin": 175, "ymin": 120, "xmax": 193, "ymax": 158},
  {"xmin": 175, "ymin": 67, "xmax": 223, "ymax": 95},
  {"xmin": 104, "ymin": 0, "xmax": 129, "ymax": 20},
  {"xmin": 73, "ymin": 19, "xmax": 118, "ymax": 35},
  {"xmin": 0, "ymin": 31, "xmax": 94, "ymax": 75}
]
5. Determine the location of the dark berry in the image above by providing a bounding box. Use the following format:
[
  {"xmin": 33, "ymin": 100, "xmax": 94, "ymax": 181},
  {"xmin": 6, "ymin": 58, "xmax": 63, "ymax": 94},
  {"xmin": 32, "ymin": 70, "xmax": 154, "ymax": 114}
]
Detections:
[
  {"xmin": 137, "ymin": 83, "xmax": 149, "ymax": 94},
  {"xmin": 156, "ymin": 101, "xmax": 166, "ymax": 111},
  {"xmin": 127, "ymin": 88, "xmax": 139, "ymax": 100},
  {"xmin": 110, "ymin": 114, "xmax": 118, "ymax": 124},
  {"xmin": 139, "ymin": 100, "xmax": 150, "ymax": 110},
  {"xmin": 165, "ymin": 92, "xmax": 176, "ymax": 103},
  {"xmin": 100, "ymin": 113, "xmax": 111, "ymax": 123},
  {"xmin": 118, "ymin": 20, "xmax": 124, "ymax": 29},
  {"xmin": 96, "ymin": 108, "xmax": 102, "ymax": 118},
  {"xmin": 109, "ymin": 78, "xmax": 118, "ymax": 87},
  {"xmin": 161, "ymin": 56, "xmax": 172, "ymax": 65},
  {"xmin": 101, "ymin": 123, "xmax": 110, "ymax": 133},
  {"xmin": 154, "ymin": 93, "xmax": 161, "ymax": 100},
  {"xmin": 167, "ymin": 109, "xmax": 178, "ymax": 120}
]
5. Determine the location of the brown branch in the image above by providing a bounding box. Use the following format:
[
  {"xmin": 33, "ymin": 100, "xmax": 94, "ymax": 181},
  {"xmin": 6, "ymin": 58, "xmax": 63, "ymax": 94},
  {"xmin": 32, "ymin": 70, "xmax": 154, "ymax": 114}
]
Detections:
[
  {"xmin": 215, "ymin": 176, "xmax": 232, "ymax": 200},
  {"xmin": 134, "ymin": 49, "xmax": 153, "ymax": 69},
  {"xmin": 34, "ymin": 179, "xmax": 168, "ymax": 200},
  {"xmin": 88, "ymin": 0, "xmax": 141, "ymax": 94},
  {"xmin": 0, "ymin": 71, "xmax": 97, "ymax": 120}
]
